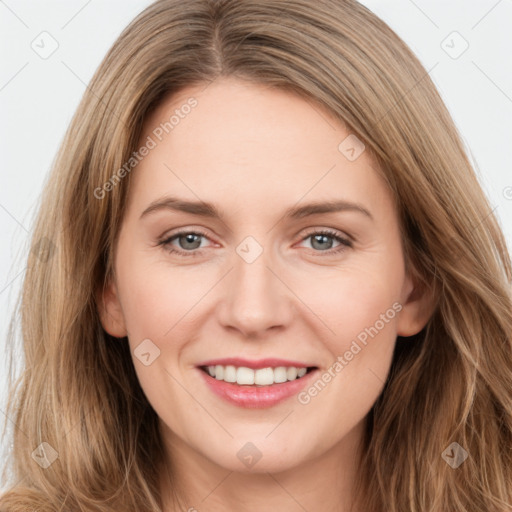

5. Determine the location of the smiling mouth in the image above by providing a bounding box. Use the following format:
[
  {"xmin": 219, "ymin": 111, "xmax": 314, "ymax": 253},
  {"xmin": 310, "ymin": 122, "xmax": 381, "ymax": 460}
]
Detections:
[{"xmin": 199, "ymin": 365, "xmax": 317, "ymax": 386}]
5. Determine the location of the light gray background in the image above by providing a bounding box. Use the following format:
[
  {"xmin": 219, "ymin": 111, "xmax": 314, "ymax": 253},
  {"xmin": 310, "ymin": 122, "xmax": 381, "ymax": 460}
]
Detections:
[{"xmin": 1, "ymin": 0, "xmax": 511, "ymax": 490}]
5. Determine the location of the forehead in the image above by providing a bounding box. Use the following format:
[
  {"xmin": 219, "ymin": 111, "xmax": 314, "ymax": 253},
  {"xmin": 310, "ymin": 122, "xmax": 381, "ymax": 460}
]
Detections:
[{"xmin": 129, "ymin": 78, "xmax": 391, "ymax": 218}]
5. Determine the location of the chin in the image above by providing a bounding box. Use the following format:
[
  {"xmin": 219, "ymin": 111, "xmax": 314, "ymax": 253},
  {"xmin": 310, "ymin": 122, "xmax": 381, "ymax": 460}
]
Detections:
[{"xmin": 201, "ymin": 438, "xmax": 310, "ymax": 475}]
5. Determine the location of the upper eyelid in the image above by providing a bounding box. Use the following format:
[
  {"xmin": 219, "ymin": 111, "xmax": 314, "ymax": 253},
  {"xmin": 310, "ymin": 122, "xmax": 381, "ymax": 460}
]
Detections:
[
  {"xmin": 300, "ymin": 227, "xmax": 353, "ymax": 242},
  {"xmin": 161, "ymin": 228, "xmax": 215, "ymax": 245}
]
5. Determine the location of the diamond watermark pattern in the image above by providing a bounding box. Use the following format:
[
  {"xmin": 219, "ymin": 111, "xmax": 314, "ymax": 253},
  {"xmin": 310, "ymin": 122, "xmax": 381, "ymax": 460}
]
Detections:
[
  {"xmin": 441, "ymin": 31, "xmax": 469, "ymax": 59},
  {"xmin": 31, "ymin": 442, "xmax": 58, "ymax": 469},
  {"xmin": 237, "ymin": 442, "xmax": 263, "ymax": 469},
  {"xmin": 338, "ymin": 134, "xmax": 365, "ymax": 161},
  {"xmin": 134, "ymin": 338, "xmax": 161, "ymax": 366},
  {"xmin": 236, "ymin": 236, "xmax": 263, "ymax": 264},
  {"xmin": 31, "ymin": 31, "xmax": 59, "ymax": 59},
  {"xmin": 441, "ymin": 442, "xmax": 469, "ymax": 469},
  {"xmin": 31, "ymin": 237, "xmax": 56, "ymax": 263}
]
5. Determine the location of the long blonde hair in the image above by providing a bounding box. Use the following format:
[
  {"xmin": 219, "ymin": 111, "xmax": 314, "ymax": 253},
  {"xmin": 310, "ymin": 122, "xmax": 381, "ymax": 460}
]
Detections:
[{"xmin": 1, "ymin": 0, "xmax": 511, "ymax": 510}]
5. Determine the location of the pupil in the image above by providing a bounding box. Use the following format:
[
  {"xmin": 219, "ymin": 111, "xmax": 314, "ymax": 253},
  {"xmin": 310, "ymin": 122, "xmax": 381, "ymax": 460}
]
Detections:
[
  {"xmin": 181, "ymin": 234, "xmax": 201, "ymax": 250},
  {"xmin": 312, "ymin": 234, "xmax": 332, "ymax": 250}
]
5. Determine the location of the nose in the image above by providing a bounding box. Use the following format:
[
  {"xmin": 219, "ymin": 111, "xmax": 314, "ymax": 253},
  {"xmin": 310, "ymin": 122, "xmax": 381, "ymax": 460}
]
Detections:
[{"xmin": 217, "ymin": 245, "xmax": 294, "ymax": 338}]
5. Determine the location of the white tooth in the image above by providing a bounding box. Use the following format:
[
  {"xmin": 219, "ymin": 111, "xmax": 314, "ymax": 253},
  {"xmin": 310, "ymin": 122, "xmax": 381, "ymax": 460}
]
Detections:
[
  {"xmin": 255, "ymin": 367, "xmax": 274, "ymax": 386},
  {"xmin": 215, "ymin": 365, "xmax": 224, "ymax": 380},
  {"xmin": 286, "ymin": 367, "xmax": 298, "ymax": 381},
  {"xmin": 236, "ymin": 366, "xmax": 255, "ymax": 385},
  {"xmin": 273, "ymin": 366, "xmax": 288, "ymax": 383},
  {"xmin": 207, "ymin": 364, "xmax": 307, "ymax": 384},
  {"xmin": 224, "ymin": 365, "xmax": 237, "ymax": 383}
]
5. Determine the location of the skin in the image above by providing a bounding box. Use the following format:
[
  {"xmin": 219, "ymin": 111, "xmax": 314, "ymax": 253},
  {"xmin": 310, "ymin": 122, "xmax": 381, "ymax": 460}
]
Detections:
[{"xmin": 98, "ymin": 77, "xmax": 433, "ymax": 512}]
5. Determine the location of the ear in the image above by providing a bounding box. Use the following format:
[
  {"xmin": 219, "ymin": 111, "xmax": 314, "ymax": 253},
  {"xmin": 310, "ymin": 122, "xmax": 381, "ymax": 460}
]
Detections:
[
  {"xmin": 96, "ymin": 275, "xmax": 128, "ymax": 338},
  {"xmin": 396, "ymin": 272, "xmax": 436, "ymax": 337}
]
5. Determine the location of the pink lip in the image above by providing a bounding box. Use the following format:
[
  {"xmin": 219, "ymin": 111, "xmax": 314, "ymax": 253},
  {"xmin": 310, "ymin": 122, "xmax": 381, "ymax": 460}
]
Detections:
[
  {"xmin": 196, "ymin": 357, "xmax": 312, "ymax": 370},
  {"xmin": 197, "ymin": 366, "xmax": 319, "ymax": 409}
]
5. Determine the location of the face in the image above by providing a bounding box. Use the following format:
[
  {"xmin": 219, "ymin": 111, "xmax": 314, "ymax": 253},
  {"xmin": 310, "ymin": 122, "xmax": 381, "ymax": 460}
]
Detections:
[{"xmin": 99, "ymin": 77, "xmax": 431, "ymax": 475}]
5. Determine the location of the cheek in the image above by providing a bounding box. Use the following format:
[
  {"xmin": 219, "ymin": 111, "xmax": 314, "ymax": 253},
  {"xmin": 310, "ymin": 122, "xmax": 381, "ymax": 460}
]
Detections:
[
  {"xmin": 296, "ymin": 252, "xmax": 405, "ymax": 423},
  {"xmin": 298, "ymin": 261, "xmax": 404, "ymax": 353},
  {"xmin": 296, "ymin": 274, "xmax": 401, "ymax": 432},
  {"xmin": 117, "ymin": 254, "xmax": 210, "ymax": 341}
]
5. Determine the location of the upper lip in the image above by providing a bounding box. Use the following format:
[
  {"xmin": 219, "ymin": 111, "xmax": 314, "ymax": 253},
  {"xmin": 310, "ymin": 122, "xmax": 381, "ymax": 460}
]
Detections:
[{"xmin": 196, "ymin": 357, "xmax": 317, "ymax": 370}]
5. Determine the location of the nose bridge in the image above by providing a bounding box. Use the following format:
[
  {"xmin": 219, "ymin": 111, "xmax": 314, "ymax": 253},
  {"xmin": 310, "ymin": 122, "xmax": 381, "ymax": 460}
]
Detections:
[{"xmin": 219, "ymin": 235, "xmax": 292, "ymax": 336}]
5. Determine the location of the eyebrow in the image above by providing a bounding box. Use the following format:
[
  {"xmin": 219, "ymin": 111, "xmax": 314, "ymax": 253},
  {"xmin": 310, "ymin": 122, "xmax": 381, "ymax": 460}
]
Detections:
[{"xmin": 140, "ymin": 195, "xmax": 373, "ymax": 221}]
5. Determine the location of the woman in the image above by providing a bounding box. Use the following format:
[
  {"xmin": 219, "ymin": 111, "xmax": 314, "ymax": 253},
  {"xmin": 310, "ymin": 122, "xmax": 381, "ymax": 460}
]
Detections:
[{"xmin": 1, "ymin": 0, "xmax": 511, "ymax": 510}]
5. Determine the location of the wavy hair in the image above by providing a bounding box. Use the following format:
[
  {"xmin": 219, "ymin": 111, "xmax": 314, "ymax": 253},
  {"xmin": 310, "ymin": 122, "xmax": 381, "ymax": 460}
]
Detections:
[{"xmin": 1, "ymin": 0, "xmax": 511, "ymax": 510}]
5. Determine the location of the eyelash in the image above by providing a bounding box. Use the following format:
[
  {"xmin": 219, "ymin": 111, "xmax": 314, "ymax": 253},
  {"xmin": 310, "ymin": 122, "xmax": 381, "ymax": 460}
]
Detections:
[{"xmin": 158, "ymin": 228, "xmax": 353, "ymax": 258}]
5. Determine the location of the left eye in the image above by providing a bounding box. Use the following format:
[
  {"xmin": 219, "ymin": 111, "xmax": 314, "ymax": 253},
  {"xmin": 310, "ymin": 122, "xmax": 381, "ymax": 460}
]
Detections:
[
  {"xmin": 159, "ymin": 229, "xmax": 352, "ymax": 257},
  {"xmin": 299, "ymin": 230, "xmax": 352, "ymax": 252},
  {"xmin": 160, "ymin": 231, "xmax": 210, "ymax": 256}
]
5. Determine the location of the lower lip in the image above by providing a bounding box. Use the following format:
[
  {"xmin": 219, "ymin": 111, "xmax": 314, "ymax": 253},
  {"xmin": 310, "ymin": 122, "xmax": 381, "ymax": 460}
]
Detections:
[{"xmin": 198, "ymin": 368, "xmax": 318, "ymax": 408}]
